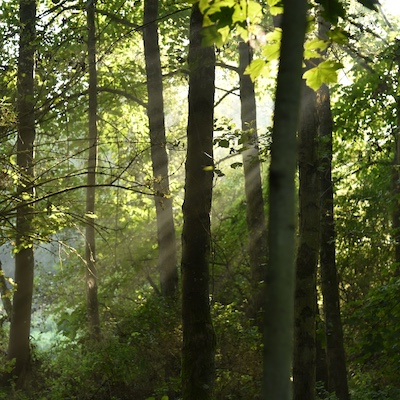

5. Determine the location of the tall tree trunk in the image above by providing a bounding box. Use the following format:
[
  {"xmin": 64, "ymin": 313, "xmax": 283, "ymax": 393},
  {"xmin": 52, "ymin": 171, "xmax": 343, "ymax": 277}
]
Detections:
[
  {"xmin": 318, "ymin": 83, "xmax": 349, "ymax": 400},
  {"xmin": 262, "ymin": 0, "xmax": 307, "ymax": 398},
  {"xmin": 293, "ymin": 75, "xmax": 320, "ymax": 400},
  {"xmin": 392, "ymin": 57, "xmax": 400, "ymax": 276},
  {"xmin": 143, "ymin": 0, "xmax": 178, "ymax": 297},
  {"xmin": 6, "ymin": 0, "xmax": 36, "ymax": 386},
  {"xmin": 85, "ymin": 0, "xmax": 101, "ymax": 340},
  {"xmin": 238, "ymin": 41, "xmax": 267, "ymax": 325},
  {"xmin": 181, "ymin": 4, "xmax": 216, "ymax": 400}
]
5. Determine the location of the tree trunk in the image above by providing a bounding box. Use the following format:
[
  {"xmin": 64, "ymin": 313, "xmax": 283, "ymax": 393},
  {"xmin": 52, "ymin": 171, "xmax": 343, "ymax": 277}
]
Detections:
[
  {"xmin": 262, "ymin": 0, "xmax": 307, "ymax": 398},
  {"xmin": 293, "ymin": 76, "xmax": 320, "ymax": 400},
  {"xmin": 238, "ymin": 41, "xmax": 267, "ymax": 325},
  {"xmin": 6, "ymin": 0, "xmax": 36, "ymax": 386},
  {"xmin": 85, "ymin": 0, "xmax": 101, "ymax": 341},
  {"xmin": 318, "ymin": 83, "xmax": 349, "ymax": 400},
  {"xmin": 392, "ymin": 57, "xmax": 400, "ymax": 276},
  {"xmin": 0, "ymin": 261, "xmax": 12, "ymax": 321},
  {"xmin": 181, "ymin": 5, "xmax": 216, "ymax": 400},
  {"xmin": 143, "ymin": 0, "xmax": 178, "ymax": 298}
]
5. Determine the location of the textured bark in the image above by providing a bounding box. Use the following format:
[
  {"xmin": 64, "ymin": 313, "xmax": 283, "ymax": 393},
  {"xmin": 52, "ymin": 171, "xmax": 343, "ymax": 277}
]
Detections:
[
  {"xmin": 262, "ymin": 0, "xmax": 307, "ymax": 398},
  {"xmin": 7, "ymin": 0, "xmax": 36, "ymax": 385},
  {"xmin": 318, "ymin": 84, "xmax": 349, "ymax": 400},
  {"xmin": 85, "ymin": 0, "xmax": 101, "ymax": 340},
  {"xmin": 181, "ymin": 5, "xmax": 216, "ymax": 400},
  {"xmin": 143, "ymin": 0, "xmax": 178, "ymax": 297},
  {"xmin": 293, "ymin": 78, "xmax": 320, "ymax": 400},
  {"xmin": 238, "ymin": 41, "xmax": 267, "ymax": 324}
]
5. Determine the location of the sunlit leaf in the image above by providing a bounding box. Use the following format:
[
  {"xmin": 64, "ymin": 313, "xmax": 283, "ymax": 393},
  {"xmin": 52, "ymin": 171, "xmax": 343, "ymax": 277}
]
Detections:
[
  {"xmin": 244, "ymin": 58, "xmax": 268, "ymax": 81},
  {"xmin": 303, "ymin": 60, "xmax": 343, "ymax": 91}
]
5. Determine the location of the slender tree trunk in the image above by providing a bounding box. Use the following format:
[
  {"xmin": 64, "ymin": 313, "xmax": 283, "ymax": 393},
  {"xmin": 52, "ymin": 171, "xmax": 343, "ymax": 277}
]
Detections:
[
  {"xmin": 143, "ymin": 0, "xmax": 178, "ymax": 297},
  {"xmin": 318, "ymin": 83, "xmax": 349, "ymax": 400},
  {"xmin": 181, "ymin": 5, "xmax": 216, "ymax": 399},
  {"xmin": 293, "ymin": 75, "xmax": 320, "ymax": 400},
  {"xmin": 262, "ymin": 0, "xmax": 307, "ymax": 398},
  {"xmin": 0, "ymin": 261, "xmax": 12, "ymax": 321},
  {"xmin": 238, "ymin": 41, "xmax": 267, "ymax": 325},
  {"xmin": 392, "ymin": 58, "xmax": 400, "ymax": 276},
  {"xmin": 6, "ymin": 0, "xmax": 36, "ymax": 386},
  {"xmin": 85, "ymin": 0, "xmax": 101, "ymax": 340}
]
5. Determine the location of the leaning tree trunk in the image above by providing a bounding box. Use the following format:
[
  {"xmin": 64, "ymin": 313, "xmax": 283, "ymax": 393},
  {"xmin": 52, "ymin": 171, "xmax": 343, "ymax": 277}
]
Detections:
[
  {"xmin": 262, "ymin": 0, "xmax": 307, "ymax": 398},
  {"xmin": 318, "ymin": 83, "xmax": 349, "ymax": 400},
  {"xmin": 293, "ymin": 73, "xmax": 320, "ymax": 400},
  {"xmin": 238, "ymin": 41, "xmax": 267, "ymax": 325},
  {"xmin": 143, "ymin": 0, "xmax": 178, "ymax": 297},
  {"xmin": 181, "ymin": 4, "xmax": 216, "ymax": 400},
  {"xmin": 85, "ymin": 0, "xmax": 101, "ymax": 341},
  {"xmin": 6, "ymin": 0, "xmax": 36, "ymax": 386}
]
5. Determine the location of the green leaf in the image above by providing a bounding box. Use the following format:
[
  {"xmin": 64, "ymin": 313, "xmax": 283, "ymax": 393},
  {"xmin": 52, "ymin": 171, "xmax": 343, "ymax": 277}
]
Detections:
[
  {"xmin": 327, "ymin": 27, "xmax": 349, "ymax": 45},
  {"xmin": 304, "ymin": 38, "xmax": 328, "ymax": 59},
  {"xmin": 201, "ymin": 25, "xmax": 224, "ymax": 47},
  {"xmin": 303, "ymin": 60, "xmax": 343, "ymax": 91},
  {"xmin": 218, "ymin": 139, "xmax": 230, "ymax": 148},
  {"xmin": 356, "ymin": 0, "xmax": 379, "ymax": 11},
  {"xmin": 208, "ymin": 6, "xmax": 235, "ymax": 28},
  {"xmin": 244, "ymin": 58, "xmax": 268, "ymax": 81},
  {"xmin": 230, "ymin": 162, "xmax": 243, "ymax": 169},
  {"xmin": 315, "ymin": 0, "xmax": 346, "ymax": 23}
]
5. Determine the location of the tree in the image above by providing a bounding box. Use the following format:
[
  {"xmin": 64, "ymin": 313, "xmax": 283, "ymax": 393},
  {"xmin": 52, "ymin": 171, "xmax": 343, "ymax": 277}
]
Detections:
[
  {"xmin": 319, "ymin": 82, "xmax": 349, "ymax": 400},
  {"xmin": 85, "ymin": 0, "xmax": 101, "ymax": 340},
  {"xmin": 6, "ymin": 0, "xmax": 36, "ymax": 386},
  {"xmin": 143, "ymin": 0, "xmax": 178, "ymax": 297},
  {"xmin": 238, "ymin": 40, "xmax": 267, "ymax": 325},
  {"xmin": 262, "ymin": 0, "xmax": 308, "ymax": 398},
  {"xmin": 181, "ymin": 4, "xmax": 216, "ymax": 399},
  {"xmin": 293, "ymin": 68, "xmax": 320, "ymax": 400}
]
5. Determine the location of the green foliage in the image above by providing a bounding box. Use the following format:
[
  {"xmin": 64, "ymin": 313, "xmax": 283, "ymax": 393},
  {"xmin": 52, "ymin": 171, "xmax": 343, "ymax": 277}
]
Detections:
[
  {"xmin": 200, "ymin": 0, "xmax": 263, "ymax": 46},
  {"xmin": 303, "ymin": 60, "xmax": 343, "ymax": 91}
]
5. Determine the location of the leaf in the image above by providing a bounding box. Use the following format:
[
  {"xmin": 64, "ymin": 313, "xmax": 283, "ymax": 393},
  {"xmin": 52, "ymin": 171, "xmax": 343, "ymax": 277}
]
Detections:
[
  {"xmin": 304, "ymin": 38, "xmax": 328, "ymax": 59},
  {"xmin": 303, "ymin": 60, "xmax": 343, "ymax": 91},
  {"xmin": 230, "ymin": 162, "xmax": 243, "ymax": 169},
  {"xmin": 315, "ymin": 0, "xmax": 346, "ymax": 23},
  {"xmin": 327, "ymin": 27, "xmax": 349, "ymax": 45},
  {"xmin": 218, "ymin": 139, "xmax": 230, "ymax": 148},
  {"xmin": 244, "ymin": 58, "xmax": 268, "ymax": 81},
  {"xmin": 356, "ymin": 0, "xmax": 379, "ymax": 11},
  {"xmin": 201, "ymin": 25, "xmax": 224, "ymax": 47},
  {"xmin": 208, "ymin": 6, "xmax": 235, "ymax": 28},
  {"xmin": 214, "ymin": 169, "xmax": 225, "ymax": 177},
  {"xmin": 199, "ymin": 0, "xmax": 212, "ymax": 14},
  {"xmin": 85, "ymin": 212, "xmax": 98, "ymax": 219},
  {"xmin": 203, "ymin": 165, "xmax": 215, "ymax": 171}
]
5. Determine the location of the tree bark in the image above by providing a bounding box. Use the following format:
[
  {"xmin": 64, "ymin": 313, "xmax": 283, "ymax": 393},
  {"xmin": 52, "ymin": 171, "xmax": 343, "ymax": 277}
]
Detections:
[
  {"xmin": 392, "ymin": 55, "xmax": 400, "ymax": 276},
  {"xmin": 181, "ymin": 4, "xmax": 216, "ymax": 400},
  {"xmin": 85, "ymin": 0, "xmax": 101, "ymax": 341},
  {"xmin": 293, "ymin": 75, "xmax": 320, "ymax": 400},
  {"xmin": 262, "ymin": 0, "xmax": 307, "ymax": 398},
  {"xmin": 318, "ymin": 83, "xmax": 349, "ymax": 400},
  {"xmin": 6, "ymin": 0, "xmax": 36, "ymax": 386},
  {"xmin": 238, "ymin": 41, "xmax": 267, "ymax": 325},
  {"xmin": 0, "ymin": 261, "xmax": 12, "ymax": 321},
  {"xmin": 143, "ymin": 0, "xmax": 178, "ymax": 298}
]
